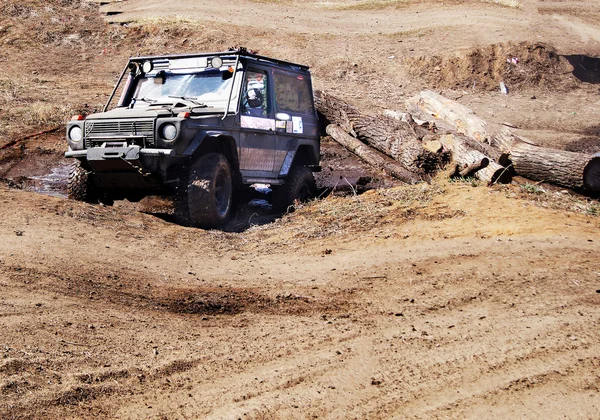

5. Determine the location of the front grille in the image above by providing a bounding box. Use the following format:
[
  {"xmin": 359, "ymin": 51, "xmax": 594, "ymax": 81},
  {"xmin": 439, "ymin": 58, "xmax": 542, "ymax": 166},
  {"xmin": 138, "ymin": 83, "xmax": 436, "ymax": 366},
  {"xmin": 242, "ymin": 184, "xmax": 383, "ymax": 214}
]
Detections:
[{"xmin": 84, "ymin": 119, "xmax": 155, "ymax": 148}]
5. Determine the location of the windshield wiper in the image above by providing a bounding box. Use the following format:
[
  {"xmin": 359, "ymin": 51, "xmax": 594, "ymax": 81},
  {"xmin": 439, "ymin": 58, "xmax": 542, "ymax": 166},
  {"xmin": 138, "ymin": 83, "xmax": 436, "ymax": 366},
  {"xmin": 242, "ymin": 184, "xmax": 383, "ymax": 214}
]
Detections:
[
  {"xmin": 130, "ymin": 97, "xmax": 157, "ymax": 107},
  {"xmin": 168, "ymin": 96, "xmax": 208, "ymax": 107}
]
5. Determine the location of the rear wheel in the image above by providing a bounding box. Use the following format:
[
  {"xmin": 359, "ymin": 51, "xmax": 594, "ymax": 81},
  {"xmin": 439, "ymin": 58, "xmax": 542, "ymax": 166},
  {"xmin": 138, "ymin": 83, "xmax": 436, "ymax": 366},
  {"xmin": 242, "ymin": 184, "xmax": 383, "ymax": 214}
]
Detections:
[
  {"xmin": 272, "ymin": 165, "xmax": 316, "ymax": 212},
  {"xmin": 182, "ymin": 153, "xmax": 233, "ymax": 228}
]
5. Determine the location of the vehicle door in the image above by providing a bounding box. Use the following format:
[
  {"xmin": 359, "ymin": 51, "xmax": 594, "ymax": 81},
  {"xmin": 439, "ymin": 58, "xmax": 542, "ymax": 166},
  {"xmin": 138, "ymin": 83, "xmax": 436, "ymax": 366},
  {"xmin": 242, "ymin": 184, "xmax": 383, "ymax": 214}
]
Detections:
[
  {"xmin": 238, "ymin": 67, "xmax": 276, "ymax": 176},
  {"xmin": 271, "ymin": 70, "xmax": 319, "ymax": 176}
]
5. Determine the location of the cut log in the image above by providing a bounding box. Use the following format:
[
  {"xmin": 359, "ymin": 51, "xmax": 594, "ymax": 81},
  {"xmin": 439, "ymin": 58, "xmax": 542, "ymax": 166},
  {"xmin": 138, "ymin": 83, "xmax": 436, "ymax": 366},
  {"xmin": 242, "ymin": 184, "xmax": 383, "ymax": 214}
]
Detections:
[
  {"xmin": 438, "ymin": 134, "xmax": 511, "ymax": 184},
  {"xmin": 406, "ymin": 91, "xmax": 489, "ymax": 143},
  {"xmin": 509, "ymin": 143, "xmax": 599, "ymax": 191},
  {"xmin": 458, "ymin": 161, "xmax": 487, "ymax": 177},
  {"xmin": 316, "ymin": 91, "xmax": 446, "ymax": 174},
  {"xmin": 325, "ymin": 125, "xmax": 421, "ymax": 184},
  {"xmin": 405, "ymin": 90, "xmax": 600, "ymax": 192},
  {"xmin": 405, "ymin": 90, "xmax": 536, "ymax": 164},
  {"xmin": 438, "ymin": 133, "xmax": 488, "ymax": 174}
]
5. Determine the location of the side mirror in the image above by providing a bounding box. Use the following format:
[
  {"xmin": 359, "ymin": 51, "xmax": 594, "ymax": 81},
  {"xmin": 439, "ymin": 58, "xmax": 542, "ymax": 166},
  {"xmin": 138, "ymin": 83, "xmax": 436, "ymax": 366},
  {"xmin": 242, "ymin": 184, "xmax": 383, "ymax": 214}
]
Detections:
[
  {"xmin": 222, "ymin": 70, "xmax": 233, "ymax": 81},
  {"xmin": 153, "ymin": 70, "xmax": 166, "ymax": 85}
]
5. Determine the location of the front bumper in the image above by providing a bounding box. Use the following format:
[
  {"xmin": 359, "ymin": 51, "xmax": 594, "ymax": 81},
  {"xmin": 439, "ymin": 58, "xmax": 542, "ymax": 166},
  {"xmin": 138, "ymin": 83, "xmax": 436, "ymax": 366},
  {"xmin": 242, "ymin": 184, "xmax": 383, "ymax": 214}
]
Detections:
[
  {"xmin": 65, "ymin": 146, "xmax": 179, "ymax": 191},
  {"xmin": 65, "ymin": 146, "xmax": 174, "ymax": 159}
]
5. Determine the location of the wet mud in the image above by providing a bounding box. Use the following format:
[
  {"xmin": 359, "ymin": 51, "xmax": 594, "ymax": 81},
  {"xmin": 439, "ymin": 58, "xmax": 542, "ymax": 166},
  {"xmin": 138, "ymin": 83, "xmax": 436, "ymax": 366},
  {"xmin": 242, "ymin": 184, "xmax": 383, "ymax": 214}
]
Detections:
[{"xmin": 1, "ymin": 133, "xmax": 402, "ymax": 231}]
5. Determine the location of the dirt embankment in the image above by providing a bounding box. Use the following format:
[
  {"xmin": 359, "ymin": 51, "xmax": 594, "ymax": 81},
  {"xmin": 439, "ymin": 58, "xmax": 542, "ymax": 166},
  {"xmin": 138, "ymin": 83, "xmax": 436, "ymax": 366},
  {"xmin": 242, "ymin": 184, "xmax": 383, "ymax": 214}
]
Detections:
[
  {"xmin": 409, "ymin": 41, "xmax": 577, "ymax": 91},
  {"xmin": 1, "ymin": 0, "xmax": 600, "ymax": 419}
]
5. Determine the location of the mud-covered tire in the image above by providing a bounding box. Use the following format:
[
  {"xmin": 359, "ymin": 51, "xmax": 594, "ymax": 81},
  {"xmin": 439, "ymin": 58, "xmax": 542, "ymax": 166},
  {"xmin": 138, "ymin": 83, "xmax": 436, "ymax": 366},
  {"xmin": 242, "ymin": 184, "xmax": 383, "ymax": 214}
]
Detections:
[
  {"xmin": 67, "ymin": 160, "xmax": 98, "ymax": 203},
  {"xmin": 67, "ymin": 161, "xmax": 113, "ymax": 205},
  {"xmin": 272, "ymin": 165, "xmax": 316, "ymax": 213},
  {"xmin": 184, "ymin": 153, "xmax": 233, "ymax": 229}
]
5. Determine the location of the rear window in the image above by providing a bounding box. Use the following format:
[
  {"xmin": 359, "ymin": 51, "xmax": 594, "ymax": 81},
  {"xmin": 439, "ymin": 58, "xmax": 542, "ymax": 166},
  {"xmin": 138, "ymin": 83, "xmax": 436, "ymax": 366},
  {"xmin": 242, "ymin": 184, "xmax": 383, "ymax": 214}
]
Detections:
[{"xmin": 273, "ymin": 72, "xmax": 313, "ymax": 115}]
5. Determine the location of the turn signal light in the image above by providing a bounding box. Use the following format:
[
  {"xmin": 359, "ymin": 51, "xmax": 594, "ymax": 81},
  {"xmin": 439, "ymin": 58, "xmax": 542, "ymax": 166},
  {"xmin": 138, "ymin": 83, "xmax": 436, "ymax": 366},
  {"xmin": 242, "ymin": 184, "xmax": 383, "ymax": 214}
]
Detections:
[
  {"xmin": 177, "ymin": 112, "xmax": 191, "ymax": 118},
  {"xmin": 71, "ymin": 115, "xmax": 85, "ymax": 121}
]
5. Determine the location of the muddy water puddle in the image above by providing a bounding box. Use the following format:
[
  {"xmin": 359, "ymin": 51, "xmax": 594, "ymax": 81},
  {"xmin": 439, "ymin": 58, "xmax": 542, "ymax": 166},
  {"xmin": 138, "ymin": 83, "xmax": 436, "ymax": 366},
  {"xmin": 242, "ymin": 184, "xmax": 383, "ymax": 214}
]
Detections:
[{"xmin": 28, "ymin": 164, "xmax": 70, "ymax": 198}]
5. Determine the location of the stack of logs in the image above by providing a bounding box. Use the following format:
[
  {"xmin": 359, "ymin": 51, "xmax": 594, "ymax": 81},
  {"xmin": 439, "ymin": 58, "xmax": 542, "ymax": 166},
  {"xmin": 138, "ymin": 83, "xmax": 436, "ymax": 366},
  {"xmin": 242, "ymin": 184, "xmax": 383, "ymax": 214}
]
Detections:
[{"xmin": 315, "ymin": 90, "xmax": 600, "ymax": 193}]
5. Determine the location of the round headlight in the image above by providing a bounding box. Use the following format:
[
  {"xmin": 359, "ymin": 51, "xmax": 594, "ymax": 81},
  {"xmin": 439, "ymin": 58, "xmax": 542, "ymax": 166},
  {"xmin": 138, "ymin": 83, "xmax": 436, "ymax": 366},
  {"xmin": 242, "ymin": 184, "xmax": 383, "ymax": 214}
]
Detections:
[
  {"xmin": 161, "ymin": 123, "xmax": 177, "ymax": 141},
  {"xmin": 69, "ymin": 126, "xmax": 83, "ymax": 143}
]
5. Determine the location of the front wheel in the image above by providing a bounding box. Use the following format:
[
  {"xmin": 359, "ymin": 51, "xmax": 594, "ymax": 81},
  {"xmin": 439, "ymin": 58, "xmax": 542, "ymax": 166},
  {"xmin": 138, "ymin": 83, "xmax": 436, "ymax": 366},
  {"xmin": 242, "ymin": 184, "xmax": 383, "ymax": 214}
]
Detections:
[
  {"xmin": 184, "ymin": 153, "xmax": 234, "ymax": 229},
  {"xmin": 272, "ymin": 165, "xmax": 316, "ymax": 213},
  {"xmin": 67, "ymin": 160, "xmax": 98, "ymax": 203},
  {"xmin": 67, "ymin": 161, "xmax": 113, "ymax": 205}
]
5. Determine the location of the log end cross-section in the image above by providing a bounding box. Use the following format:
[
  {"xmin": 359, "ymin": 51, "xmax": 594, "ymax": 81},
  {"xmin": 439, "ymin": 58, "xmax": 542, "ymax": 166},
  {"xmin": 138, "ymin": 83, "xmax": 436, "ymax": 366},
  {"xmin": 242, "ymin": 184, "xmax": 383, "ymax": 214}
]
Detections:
[{"xmin": 583, "ymin": 155, "xmax": 600, "ymax": 192}]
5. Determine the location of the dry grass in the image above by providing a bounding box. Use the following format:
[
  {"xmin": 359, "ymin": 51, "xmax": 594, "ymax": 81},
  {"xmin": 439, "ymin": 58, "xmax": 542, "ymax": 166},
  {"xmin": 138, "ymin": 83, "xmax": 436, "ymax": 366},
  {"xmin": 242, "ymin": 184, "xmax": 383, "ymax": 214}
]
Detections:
[
  {"xmin": 332, "ymin": 0, "xmax": 409, "ymax": 10},
  {"xmin": 131, "ymin": 16, "xmax": 195, "ymax": 26},
  {"xmin": 504, "ymin": 183, "xmax": 600, "ymax": 216},
  {"xmin": 0, "ymin": 79, "xmax": 21, "ymax": 102},
  {"xmin": 0, "ymin": 0, "xmax": 112, "ymax": 144},
  {"xmin": 121, "ymin": 18, "xmax": 274, "ymax": 57},
  {"xmin": 251, "ymin": 182, "xmax": 445, "ymax": 244},
  {"xmin": 1, "ymin": 0, "xmax": 101, "ymax": 49},
  {"xmin": 246, "ymin": 174, "xmax": 599, "ymax": 250},
  {"xmin": 18, "ymin": 102, "xmax": 72, "ymax": 126},
  {"xmin": 448, "ymin": 177, "xmax": 599, "ymax": 217}
]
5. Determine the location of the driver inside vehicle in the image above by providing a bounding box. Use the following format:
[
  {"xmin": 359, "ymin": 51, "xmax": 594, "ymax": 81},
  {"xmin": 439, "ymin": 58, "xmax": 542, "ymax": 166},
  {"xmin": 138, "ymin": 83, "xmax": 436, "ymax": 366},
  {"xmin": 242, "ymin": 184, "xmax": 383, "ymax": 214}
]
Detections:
[
  {"xmin": 242, "ymin": 70, "xmax": 268, "ymax": 117},
  {"xmin": 245, "ymin": 88, "xmax": 264, "ymax": 116}
]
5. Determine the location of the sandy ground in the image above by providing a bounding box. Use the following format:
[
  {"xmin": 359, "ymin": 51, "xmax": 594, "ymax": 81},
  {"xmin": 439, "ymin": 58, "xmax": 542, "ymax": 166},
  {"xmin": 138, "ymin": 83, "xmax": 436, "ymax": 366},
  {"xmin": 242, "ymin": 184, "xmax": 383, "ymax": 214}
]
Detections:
[
  {"xmin": 2, "ymin": 180, "xmax": 599, "ymax": 419},
  {"xmin": 1, "ymin": 0, "xmax": 600, "ymax": 418}
]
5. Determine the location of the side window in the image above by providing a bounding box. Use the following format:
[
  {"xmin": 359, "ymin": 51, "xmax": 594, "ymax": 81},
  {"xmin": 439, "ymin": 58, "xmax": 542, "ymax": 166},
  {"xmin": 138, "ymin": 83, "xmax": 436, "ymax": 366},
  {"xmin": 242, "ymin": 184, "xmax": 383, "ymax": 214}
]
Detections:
[
  {"xmin": 242, "ymin": 69, "xmax": 269, "ymax": 117},
  {"xmin": 274, "ymin": 72, "xmax": 313, "ymax": 114}
]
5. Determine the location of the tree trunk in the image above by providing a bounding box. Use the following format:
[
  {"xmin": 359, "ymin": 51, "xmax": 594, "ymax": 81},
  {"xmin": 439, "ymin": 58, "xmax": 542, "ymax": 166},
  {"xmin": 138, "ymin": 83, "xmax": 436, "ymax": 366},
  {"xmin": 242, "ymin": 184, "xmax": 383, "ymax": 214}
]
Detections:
[
  {"xmin": 438, "ymin": 134, "xmax": 511, "ymax": 184},
  {"xmin": 325, "ymin": 125, "xmax": 421, "ymax": 184},
  {"xmin": 405, "ymin": 90, "xmax": 534, "ymax": 164},
  {"xmin": 406, "ymin": 90, "xmax": 490, "ymax": 143},
  {"xmin": 509, "ymin": 143, "xmax": 599, "ymax": 191},
  {"xmin": 406, "ymin": 90, "xmax": 600, "ymax": 191},
  {"xmin": 315, "ymin": 91, "xmax": 446, "ymax": 174}
]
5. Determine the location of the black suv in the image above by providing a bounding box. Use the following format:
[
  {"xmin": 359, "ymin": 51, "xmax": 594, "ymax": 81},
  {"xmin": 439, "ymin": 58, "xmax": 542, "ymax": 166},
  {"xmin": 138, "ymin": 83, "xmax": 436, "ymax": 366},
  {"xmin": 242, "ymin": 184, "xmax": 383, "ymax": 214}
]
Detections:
[{"xmin": 65, "ymin": 49, "xmax": 320, "ymax": 228}]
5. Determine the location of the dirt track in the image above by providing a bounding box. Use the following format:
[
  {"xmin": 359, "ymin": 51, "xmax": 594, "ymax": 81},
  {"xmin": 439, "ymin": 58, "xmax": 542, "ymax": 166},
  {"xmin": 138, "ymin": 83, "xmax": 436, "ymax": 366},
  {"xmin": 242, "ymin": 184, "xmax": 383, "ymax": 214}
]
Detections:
[
  {"xmin": 1, "ymin": 0, "xmax": 600, "ymax": 418},
  {"xmin": 2, "ymin": 181, "xmax": 600, "ymax": 419}
]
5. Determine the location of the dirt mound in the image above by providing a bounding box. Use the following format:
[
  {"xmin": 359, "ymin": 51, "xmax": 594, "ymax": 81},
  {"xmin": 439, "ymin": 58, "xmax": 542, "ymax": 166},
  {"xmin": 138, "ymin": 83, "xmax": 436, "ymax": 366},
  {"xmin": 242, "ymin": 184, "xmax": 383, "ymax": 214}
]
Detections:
[{"xmin": 409, "ymin": 42, "xmax": 577, "ymax": 91}]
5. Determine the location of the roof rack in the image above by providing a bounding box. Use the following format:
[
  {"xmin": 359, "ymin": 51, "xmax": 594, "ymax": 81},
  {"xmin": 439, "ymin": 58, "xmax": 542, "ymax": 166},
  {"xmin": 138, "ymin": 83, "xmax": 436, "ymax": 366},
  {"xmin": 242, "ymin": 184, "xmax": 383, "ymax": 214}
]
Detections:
[{"xmin": 129, "ymin": 48, "xmax": 309, "ymax": 71}]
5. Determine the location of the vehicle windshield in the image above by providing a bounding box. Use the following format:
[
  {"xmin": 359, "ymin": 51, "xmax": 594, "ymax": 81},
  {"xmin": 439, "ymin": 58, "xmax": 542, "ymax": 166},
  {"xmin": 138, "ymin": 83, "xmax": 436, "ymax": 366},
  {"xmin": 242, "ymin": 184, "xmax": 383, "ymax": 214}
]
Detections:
[{"xmin": 129, "ymin": 68, "xmax": 240, "ymax": 111}]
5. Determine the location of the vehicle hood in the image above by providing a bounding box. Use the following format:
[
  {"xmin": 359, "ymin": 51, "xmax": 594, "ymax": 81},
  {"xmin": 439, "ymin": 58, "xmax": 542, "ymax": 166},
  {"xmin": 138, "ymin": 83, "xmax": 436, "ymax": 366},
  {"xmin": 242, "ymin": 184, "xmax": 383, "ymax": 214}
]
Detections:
[{"xmin": 86, "ymin": 104, "xmax": 224, "ymax": 120}]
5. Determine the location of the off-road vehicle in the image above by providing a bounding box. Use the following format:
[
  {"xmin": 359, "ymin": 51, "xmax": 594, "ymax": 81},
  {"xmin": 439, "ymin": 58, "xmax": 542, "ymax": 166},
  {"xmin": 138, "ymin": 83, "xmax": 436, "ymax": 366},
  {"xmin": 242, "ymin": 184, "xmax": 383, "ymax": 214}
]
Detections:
[{"xmin": 65, "ymin": 48, "xmax": 320, "ymax": 228}]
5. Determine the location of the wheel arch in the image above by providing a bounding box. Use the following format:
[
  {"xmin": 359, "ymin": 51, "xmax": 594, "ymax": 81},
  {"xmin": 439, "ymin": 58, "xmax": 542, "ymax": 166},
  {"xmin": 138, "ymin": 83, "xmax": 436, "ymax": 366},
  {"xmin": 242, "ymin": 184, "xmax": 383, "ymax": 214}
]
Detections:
[
  {"xmin": 290, "ymin": 143, "xmax": 319, "ymax": 168},
  {"xmin": 189, "ymin": 134, "xmax": 239, "ymax": 172}
]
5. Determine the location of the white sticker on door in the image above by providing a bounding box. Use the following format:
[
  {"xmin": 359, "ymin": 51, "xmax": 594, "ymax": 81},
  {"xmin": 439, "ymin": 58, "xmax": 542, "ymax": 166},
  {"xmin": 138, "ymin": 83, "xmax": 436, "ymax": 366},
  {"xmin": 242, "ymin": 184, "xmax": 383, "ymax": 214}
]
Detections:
[{"xmin": 292, "ymin": 116, "xmax": 303, "ymax": 134}]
